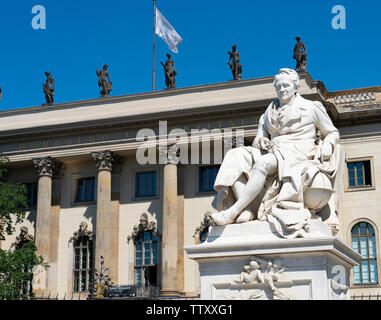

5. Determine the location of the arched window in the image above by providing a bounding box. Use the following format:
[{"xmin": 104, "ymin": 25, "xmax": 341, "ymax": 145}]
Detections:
[
  {"xmin": 69, "ymin": 222, "xmax": 94, "ymax": 293},
  {"xmin": 351, "ymin": 222, "xmax": 378, "ymax": 284},
  {"xmin": 135, "ymin": 231, "xmax": 158, "ymax": 287}
]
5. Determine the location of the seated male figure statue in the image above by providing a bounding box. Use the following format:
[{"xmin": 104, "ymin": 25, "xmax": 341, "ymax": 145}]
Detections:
[{"xmin": 211, "ymin": 68, "xmax": 343, "ymax": 238}]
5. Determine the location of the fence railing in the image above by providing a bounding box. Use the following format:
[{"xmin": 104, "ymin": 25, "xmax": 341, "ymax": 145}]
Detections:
[{"xmin": 351, "ymin": 293, "xmax": 381, "ymax": 300}]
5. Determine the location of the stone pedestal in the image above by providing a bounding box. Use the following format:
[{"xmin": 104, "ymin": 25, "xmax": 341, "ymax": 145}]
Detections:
[{"xmin": 185, "ymin": 220, "xmax": 361, "ymax": 300}]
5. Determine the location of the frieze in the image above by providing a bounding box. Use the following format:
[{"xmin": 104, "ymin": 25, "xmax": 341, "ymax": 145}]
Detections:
[{"xmin": 0, "ymin": 115, "xmax": 260, "ymax": 155}]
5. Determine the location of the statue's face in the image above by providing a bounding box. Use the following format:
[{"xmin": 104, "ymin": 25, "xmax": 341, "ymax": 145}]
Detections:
[{"xmin": 275, "ymin": 76, "xmax": 296, "ymax": 104}]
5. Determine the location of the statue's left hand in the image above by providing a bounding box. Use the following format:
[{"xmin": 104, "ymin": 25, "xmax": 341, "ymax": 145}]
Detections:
[{"xmin": 320, "ymin": 141, "xmax": 333, "ymax": 162}]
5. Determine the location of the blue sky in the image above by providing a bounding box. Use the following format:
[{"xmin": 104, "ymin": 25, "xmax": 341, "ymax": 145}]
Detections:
[{"xmin": 0, "ymin": 0, "xmax": 380, "ymax": 110}]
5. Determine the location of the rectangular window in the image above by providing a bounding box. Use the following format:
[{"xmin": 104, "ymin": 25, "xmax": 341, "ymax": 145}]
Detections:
[
  {"xmin": 136, "ymin": 171, "xmax": 157, "ymax": 198},
  {"xmin": 347, "ymin": 160, "xmax": 372, "ymax": 188},
  {"xmin": 76, "ymin": 177, "xmax": 95, "ymax": 202},
  {"xmin": 199, "ymin": 166, "xmax": 220, "ymax": 193},
  {"xmin": 73, "ymin": 238, "xmax": 93, "ymax": 293},
  {"xmin": 24, "ymin": 182, "xmax": 38, "ymax": 208}
]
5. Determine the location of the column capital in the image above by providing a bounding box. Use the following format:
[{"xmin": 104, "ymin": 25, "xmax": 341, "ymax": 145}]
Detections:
[
  {"xmin": 33, "ymin": 157, "xmax": 62, "ymax": 178},
  {"xmin": 91, "ymin": 150, "xmax": 123, "ymax": 171},
  {"xmin": 158, "ymin": 142, "xmax": 179, "ymax": 165}
]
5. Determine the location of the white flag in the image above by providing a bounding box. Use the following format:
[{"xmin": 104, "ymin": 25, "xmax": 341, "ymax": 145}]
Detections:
[{"xmin": 155, "ymin": 8, "xmax": 182, "ymax": 54}]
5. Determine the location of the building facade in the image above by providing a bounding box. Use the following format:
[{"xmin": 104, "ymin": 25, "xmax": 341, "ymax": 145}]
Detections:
[{"xmin": 0, "ymin": 72, "xmax": 380, "ymax": 298}]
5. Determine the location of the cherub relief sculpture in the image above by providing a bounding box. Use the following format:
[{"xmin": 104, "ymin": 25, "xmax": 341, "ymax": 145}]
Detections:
[
  {"xmin": 211, "ymin": 68, "xmax": 345, "ymax": 238},
  {"xmin": 233, "ymin": 256, "xmax": 290, "ymax": 300}
]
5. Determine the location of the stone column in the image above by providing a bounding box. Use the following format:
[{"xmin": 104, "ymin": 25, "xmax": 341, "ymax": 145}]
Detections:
[
  {"xmin": 160, "ymin": 148, "xmax": 179, "ymax": 296},
  {"xmin": 32, "ymin": 157, "xmax": 61, "ymax": 295},
  {"xmin": 47, "ymin": 174, "xmax": 63, "ymax": 295},
  {"xmin": 92, "ymin": 151, "xmax": 122, "ymax": 277}
]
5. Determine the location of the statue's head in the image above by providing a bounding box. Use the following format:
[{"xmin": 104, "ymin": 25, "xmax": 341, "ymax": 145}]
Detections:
[
  {"xmin": 20, "ymin": 226, "xmax": 28, "ymax": 235},
  {"xmin": 103, "ymin": 64, "xmax": 108, "ymax": 70},
  {"xmin": 79, "ymin": 222, "xmax": 88, "ymax": 232},
  {"xmin": 232, "ymin": 44, "xmax": 237, "ymax": 51},
  {"xmin": 45, "ymin": 72, "xmax": 50, "ymax": 77},
  {"xmin": 140, "ymin": 213, "xmax": 149, "ymax": 229},
  {"xmin": 167, "ymin": 53, "xmax": 171, "ymax": 58},
  {"xmin": 249, "ymin": 260, "xmax": 259, "ymax": 270},
  {"xmin": 296, "ymin": 36, "xmax": 301, "ymax": 41},
  {"xmin": 273, "ymin": 68, "xmax": 300, "ymax": 104}
]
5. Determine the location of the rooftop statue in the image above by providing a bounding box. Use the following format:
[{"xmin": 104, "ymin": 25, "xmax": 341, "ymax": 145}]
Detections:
[
  {"xmin": 161, "ymin": 53, "xmax": 177, "ymax": 89},
  {"xmin": 96, "ymin": 64, "xmax": 112, "ymax": 97},
  {"xmin": 293, "ymin": 37, "xmax": 307, "ymax": 72},
  {"xmin": 211, "ymin": 68, "xmax": 344, "ymax": 238},
  {"xmin": 43, "ymin": 72, "xmax": 55, "ymax": 105},
  {"xmin": 0, "ymin": 87, "xmax": 2, "ymax": 102},
  {"xmin": 227, "ymin": 44, "xmax": 242, "ymax": 80}
]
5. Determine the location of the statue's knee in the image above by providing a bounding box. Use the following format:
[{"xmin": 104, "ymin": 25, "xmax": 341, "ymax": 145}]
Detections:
[
  {"xmin": 225, "ymin": 146, "xmax": 244, "ymax": 158},
  {"xmin": 254, "ymin": 154, "xmax": 277, "ymax": 176}
]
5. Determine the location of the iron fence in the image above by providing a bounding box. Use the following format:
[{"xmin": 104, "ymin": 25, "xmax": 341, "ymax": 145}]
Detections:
[{"xmin": 351, "ymin": 293, "xmax": 381, "ymax": 300}]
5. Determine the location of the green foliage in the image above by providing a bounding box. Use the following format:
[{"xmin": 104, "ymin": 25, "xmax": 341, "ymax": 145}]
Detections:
[
  {"xmin": 0, "ymin": 156, "xmax": 28, "ymax": 240},
  {"xmin": 0, "ymin": 241, "xmax": 49, "ymax": 299},
  {"xmin": 0, "ymin": 154, "xmax": 49, "ymax": 299}
]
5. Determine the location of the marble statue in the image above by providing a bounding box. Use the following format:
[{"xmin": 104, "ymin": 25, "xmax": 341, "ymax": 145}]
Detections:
[
  {"xmin": 161, "ymin": 53, "xmax": 177, "ymax": 89},
  {"xmin": 211, "ymin": 68, "xmax": 344, "ymax": 238},
  {"xmin": 96, "ymin": 65, "xmax": 112, "ymax": 97},
  {"xmin": 227, "ymin": 44, "xmax": 242, "ymax": 80},
  {"xmin": 293, "ymin": 37, "xmax": 307, "ymax": 72},
  {"xmin": 43, "ymin": 72, "xmax": 55, "ymax": 105}
]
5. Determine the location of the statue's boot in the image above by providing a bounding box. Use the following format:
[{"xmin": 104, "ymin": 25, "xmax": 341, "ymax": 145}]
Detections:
[{"xmin": 236, "ymin": 210, "xmax": 254, "ymax": 224}]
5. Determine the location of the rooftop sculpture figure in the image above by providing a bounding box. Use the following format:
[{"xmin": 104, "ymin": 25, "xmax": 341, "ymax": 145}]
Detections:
[
  {"xmin": 211, "ymin": 68, "xmax": 344, "ymax": 238},
  {"xmin": 293, "ymin": 37, "xmax": 307, "ymax": 72},
  {"xmin": 43, "ymin": 72, "xmax": 55, "ymax": 105},
  {"xmin": 96, "ymin": 65, "xmax": 112, "ymax": 97},
  {"xmin": 161, "ymin": 53, "xmax": 177, "ymax": 89},
  {"xmin": 227, "ymin": 44, "xmax": 242, "ymax": 80}
]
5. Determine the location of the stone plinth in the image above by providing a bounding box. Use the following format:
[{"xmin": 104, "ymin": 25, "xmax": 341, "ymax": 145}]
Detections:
[{"xmin": 185, "ymin": 220, "xmax": 361, "ymax": 300}]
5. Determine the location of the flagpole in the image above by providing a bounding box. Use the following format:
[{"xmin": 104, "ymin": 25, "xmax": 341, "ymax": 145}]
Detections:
[{"xmin": 153, "ymin": 0, "xmax": 156, "ymax": 92}]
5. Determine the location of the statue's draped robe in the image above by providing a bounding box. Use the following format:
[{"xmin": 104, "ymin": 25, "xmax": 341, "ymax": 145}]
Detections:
[{"xmin": 213, "ymin": 94, "xmax": 342, "ymax": 238}]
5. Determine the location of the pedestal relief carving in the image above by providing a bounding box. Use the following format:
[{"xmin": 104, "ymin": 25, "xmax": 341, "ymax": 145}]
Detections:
[{"xmin": 229, "ymin": 256, "xmax": 292, "ymax": 300}]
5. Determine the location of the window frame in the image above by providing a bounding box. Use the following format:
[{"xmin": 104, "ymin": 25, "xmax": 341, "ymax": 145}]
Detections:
[
  {"xmin": 345, "ymin": 157, "xmax": 375, "ymax": 192},
  {"xmin": 75, "ymin": 176, "xmax": 96, "ymax": 203},
  {"xmin": 349, "ymin": 219, "xmax": 381, "ymax": 288},
  {"xmin": 71, "ymin": 173, "xmax": 97, "ymax": 206},
  {"xmin": 72, "ymin": 235, "xmax": 94, "ymax": 293},
  {"xmin": 197, "ymin": 165, "xmax": 220, "ymax": 195},
  {"xmin": 23, "ymin": 181, "xmax": 38, "ymax": 209},
  {"xmin": 134, "ymin": 231, "xmax": 158, "ymax": 287},
  {"xmin": 131, "ymin": 167, "xmax": 160, "ymax": 201}
]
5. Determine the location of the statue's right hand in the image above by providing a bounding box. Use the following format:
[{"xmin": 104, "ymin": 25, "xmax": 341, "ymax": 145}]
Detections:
[{"xmin": 259, "ymin": 137, "xmax": 271, "ymax": 151}]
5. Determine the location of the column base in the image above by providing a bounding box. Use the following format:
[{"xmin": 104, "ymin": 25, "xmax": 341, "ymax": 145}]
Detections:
[{"xmin": 159, "ymin": 290, "xmax": 181, "ymax": 297}]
